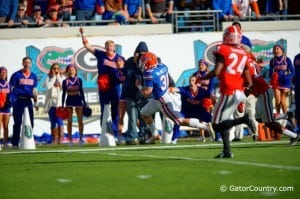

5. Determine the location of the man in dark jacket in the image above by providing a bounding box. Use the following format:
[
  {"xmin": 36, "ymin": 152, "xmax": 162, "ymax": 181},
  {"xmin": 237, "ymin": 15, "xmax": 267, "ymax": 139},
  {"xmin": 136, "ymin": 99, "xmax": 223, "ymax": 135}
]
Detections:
[{"xmin": 122, "ymin": 41, "xmax": 150, "ymax": 145}]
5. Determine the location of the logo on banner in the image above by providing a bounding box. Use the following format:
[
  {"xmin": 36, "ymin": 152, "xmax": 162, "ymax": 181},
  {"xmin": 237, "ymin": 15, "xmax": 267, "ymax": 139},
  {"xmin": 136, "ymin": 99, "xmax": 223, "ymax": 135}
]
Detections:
[{"xmin": 36, "ymin": 46, "xmax": 74, "ymax": 72}]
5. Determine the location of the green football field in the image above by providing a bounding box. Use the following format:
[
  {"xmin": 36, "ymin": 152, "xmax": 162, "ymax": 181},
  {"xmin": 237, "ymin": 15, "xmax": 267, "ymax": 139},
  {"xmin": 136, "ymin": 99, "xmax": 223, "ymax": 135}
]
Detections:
[{"xmin": 1, "ymin": 137, "xmax": 299, "ymax": 199}]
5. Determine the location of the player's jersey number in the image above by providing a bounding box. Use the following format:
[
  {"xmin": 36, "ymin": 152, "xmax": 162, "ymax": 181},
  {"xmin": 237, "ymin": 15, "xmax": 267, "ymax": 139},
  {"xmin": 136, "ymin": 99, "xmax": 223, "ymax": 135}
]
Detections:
[
  {"xmin": 160, "ymin": 73, "xmax": 169, "ymax": 92},
  {"xmin": 226, "ymin": 53, "xmax": 248, "ymax": 74}
]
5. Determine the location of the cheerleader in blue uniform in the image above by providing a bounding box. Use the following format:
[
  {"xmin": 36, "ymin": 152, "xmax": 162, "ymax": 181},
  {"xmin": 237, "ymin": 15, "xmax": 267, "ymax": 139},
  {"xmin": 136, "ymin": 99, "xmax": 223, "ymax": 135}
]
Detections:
[
  {"xmin": 0, "ymin": 67, "xmax": 11, "ymax": 149},
  {"xmin": 269, "ymin": 44, "xmax": 295, "ymax": 114},
  {"xmin": 193, "ymin": 59, "xmax": 215, "ymax": 142},
  {"xmin": 62, "ymin": 64, "xmax": 86, "ymax": 146}
]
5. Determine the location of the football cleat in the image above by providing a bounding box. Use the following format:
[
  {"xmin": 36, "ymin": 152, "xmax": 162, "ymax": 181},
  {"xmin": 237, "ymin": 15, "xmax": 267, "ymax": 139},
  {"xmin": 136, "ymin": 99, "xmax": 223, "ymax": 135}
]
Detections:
[
  {"xmin": 145, "ymin": 134, "xmax": 161, "ymax": 144},
  {"xmin": 290, "ymin": 134, "xmax": 300, "ymax": 146},
  {"xmin": 214, "ymin": 152, "xmax": 234, "ymax": 158}
]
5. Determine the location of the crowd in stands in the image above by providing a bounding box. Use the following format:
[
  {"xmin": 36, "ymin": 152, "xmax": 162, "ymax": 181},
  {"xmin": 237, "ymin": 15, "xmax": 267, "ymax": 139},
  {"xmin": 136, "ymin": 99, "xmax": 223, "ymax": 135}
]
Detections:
[{"xmin": 0, "ymin": 0, "xmax": 300, "ymax": 28}]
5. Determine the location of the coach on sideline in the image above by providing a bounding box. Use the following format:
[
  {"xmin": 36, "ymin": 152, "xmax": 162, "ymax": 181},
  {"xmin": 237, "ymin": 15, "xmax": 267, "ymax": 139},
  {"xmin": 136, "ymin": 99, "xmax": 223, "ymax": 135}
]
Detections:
[{"xmin": 10, "ymin": 56, "xmax": 38, "ymax": 148}]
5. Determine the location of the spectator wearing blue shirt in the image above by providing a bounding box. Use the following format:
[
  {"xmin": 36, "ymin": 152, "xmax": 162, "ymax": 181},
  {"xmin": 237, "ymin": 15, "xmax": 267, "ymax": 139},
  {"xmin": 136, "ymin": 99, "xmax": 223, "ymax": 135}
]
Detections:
[
  {"xmin": 212, "ymin": 0, "xmax": 233, "ymax": 22},
  {"xmin": 74, "ymin": 0, "xmax": 103, "ymax": 23},
  {"xmin": 123, "ymin": 0, "xmax": 143, "ymax": 23},
  {"xmin": 0, "ymin": 0, "xmax": 18, "ymax": 27}
]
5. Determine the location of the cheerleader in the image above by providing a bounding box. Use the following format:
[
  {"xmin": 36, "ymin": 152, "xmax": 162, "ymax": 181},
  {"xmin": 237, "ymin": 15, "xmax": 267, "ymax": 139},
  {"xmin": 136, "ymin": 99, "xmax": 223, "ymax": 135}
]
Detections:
[
  {"xmin": 269, "ymin": 44, "xmax": 295, "ymax": 114},
  {"xmin": 61, "ymin": 64, "xmax": 86, "ymax": 146},
  {"xmin": 0, "ymin": 67, "xmax": 11, "ymax": 149}
]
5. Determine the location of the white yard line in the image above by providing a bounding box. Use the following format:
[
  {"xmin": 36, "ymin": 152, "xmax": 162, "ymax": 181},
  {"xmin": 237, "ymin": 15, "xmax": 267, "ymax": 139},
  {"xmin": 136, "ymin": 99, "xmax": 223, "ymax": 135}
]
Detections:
[{"xmin": 105, "ymin": 152, "xmax": 300, "ymax": 171}]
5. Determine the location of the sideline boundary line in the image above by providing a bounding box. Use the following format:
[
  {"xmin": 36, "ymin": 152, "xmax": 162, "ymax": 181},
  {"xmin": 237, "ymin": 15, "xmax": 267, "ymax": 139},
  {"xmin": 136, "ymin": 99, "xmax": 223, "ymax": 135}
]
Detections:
[{"xmin": 0, "ymin": 140, "xmax": 291, "ymax": 155}]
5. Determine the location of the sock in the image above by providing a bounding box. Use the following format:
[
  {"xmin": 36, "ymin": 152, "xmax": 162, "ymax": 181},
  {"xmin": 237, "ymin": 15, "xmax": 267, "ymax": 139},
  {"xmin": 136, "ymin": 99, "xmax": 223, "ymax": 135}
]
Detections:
[
  {"xmin": 297, "ymin": 125, "xmax": 300, "ymax": 134},
  {"xmin": 147, "ymin": 123, "xmax": 158, "ymax": 136},
  {"xmin": 213, "ymin": 117, "xmax": 246, "ymax": 132},
  {"xmin": 223, "ymin": 131, "xmax": 231, "ymax": 154},
  {"xmin": 282, "ymin": 129, "xmax": 297, "ymax": 138},
  {"xmin": 172, "ymin": 125, "xmax": 180, "ymax": 141},
  {"xmin": 189, "ymin": 118, "xmax": 207, "ymax": 129},
  {"xmin": 219, "ymin": 131, "xmax": 231, "ymax": 154}
]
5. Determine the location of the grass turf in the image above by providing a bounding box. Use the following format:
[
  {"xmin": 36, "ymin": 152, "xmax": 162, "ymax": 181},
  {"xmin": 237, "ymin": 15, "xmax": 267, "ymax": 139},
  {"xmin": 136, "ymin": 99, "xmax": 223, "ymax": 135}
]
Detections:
[{"xmin": 1, "ymin": 137, "xmax": 299, "ymax": 199}]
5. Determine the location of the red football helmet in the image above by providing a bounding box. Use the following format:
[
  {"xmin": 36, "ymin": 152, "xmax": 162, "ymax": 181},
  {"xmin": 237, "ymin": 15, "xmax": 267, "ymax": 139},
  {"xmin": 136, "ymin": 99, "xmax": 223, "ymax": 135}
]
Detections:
[
  {"xmin": 223, "ymin": 25, "xmax": 242, "ymax": 45},
  {"xmin": 140, "ymin": 52, "xmax": 158, "ymax": 70}
]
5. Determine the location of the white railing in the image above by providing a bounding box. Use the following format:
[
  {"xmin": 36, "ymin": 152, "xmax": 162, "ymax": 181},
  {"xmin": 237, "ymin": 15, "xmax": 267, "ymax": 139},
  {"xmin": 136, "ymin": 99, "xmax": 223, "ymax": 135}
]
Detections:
[
  {"xmin": 172, "ymin": 10, "xmax": 222, "ymax": 33},
  {"xmin": 1, "ymin": 11, "xmax": 300, "ymax": 34}
]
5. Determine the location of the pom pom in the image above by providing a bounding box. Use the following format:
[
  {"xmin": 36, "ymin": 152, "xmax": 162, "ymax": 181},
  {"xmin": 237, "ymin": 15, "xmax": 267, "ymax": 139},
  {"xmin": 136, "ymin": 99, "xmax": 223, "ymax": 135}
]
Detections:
[
  {"xmin": 270, "ymin": 72, "xmax": 279, "ymax": 89},
  {"xmin": 202, "ymin": 98, "xmax": 213, "ymax": 111},
  {"xmin": 83, "ymin": 106, "xmax": 92, "ymax": 117},
  {"xmin": 56, "ymin": 107, "xmax": 70, "ymax": 120},
  {"xmin": 0, "ymin": 93, "xmax": 7, "ymax": 108},
  {"xmin": 97, "ymin": 74, "xmax": 111, "ymax": 92}
]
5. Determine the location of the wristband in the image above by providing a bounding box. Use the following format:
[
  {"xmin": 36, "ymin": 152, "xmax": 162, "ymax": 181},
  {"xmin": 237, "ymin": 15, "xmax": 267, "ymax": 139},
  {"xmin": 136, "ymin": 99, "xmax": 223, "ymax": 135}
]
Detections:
[{"xmin": 83, "ymin": 39, "xmax": 88, "ymax": 45}]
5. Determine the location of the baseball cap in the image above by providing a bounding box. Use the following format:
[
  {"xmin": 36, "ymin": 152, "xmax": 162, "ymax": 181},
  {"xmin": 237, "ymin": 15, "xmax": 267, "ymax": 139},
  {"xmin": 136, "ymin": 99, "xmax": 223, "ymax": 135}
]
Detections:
[{"xmin": 33, "ymin": 5, "xmax": 41, "ymax": 11}]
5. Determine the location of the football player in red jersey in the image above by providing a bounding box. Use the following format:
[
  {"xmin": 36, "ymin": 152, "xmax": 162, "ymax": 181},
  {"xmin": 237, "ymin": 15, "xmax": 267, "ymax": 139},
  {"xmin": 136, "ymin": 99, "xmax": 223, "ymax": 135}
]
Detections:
[
  {"xmin": 200, "ymin": 25, "xmax": 255, "ymax": 158},
  {"xmin": 245, "ymin": 49, "xmax": 300, "ymax": 146}
]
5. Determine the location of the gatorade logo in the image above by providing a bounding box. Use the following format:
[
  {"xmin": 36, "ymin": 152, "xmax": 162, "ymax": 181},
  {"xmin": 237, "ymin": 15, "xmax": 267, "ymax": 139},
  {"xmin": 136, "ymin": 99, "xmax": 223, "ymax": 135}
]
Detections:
[
  {"xmin": 24, "ymin": 125, "xmax": 33, "ymax": 139},
  {"xmin": 164, "ymin": 119, "xmax": 173, "ymax": 134}
]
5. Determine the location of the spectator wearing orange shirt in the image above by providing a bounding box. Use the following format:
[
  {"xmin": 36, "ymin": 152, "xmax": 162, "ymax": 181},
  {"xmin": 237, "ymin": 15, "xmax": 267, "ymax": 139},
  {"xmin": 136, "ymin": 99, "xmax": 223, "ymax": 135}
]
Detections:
[{"xmin": 232, "ymin": 0, "xmax": 261, "ymax": 20}]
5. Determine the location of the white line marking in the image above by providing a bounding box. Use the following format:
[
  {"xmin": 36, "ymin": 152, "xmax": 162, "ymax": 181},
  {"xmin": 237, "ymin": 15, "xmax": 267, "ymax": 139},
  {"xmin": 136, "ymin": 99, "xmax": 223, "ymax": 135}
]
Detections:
[
  {"xmin": 105, "ymin": 152, "xmax": 300, "ymax": 171},
  {"xmin": 0, "ymin": 140, "xmax": 289, "ymax": 155}
]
